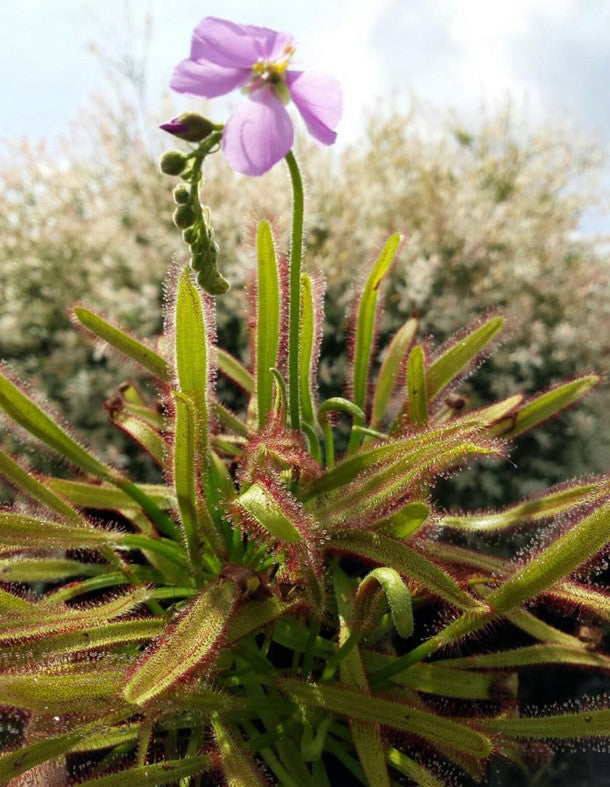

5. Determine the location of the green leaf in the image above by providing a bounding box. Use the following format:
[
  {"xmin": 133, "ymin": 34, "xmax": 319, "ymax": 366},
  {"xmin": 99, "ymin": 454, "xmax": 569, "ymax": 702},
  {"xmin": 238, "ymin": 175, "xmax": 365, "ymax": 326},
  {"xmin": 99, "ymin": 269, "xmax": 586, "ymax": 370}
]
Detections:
[
  {"xmin": 436, "ymin": 644, "xmax": 610, "ymax": 671},
  {"xmin": 386, "ymin": 748, "xmax": 444, "ymax": 787},
  {"xmin": 122, "ymin": 580, "xmax": 239, "ymax": 705},
  {"xmin": 381, "ymin": 501, "xmax": 430, "ymax": 538},
  {"xmin": 488, "ymin": 499, "xmax": 610, "ymax": 612},
  {"xmin": 371, "ymin": 317, "xmax": 417, "ymax": 428},
  {"xmin": 303, "ymin": 419, "xmax": 487, "ymax": 500},
  {"xmin": 213, "ymin": 720, "xmax": 270, "ymax": 786},
  {"xmin": 0, "ymin": 369, "xmax": 114, "ymax": 480},
  {"xmin": 332, "ymin": 566, "xmax": 391, "ymax": 787},
  {"xmin": 478, "ymin": 708, "xmax": 610, "ymax": 740},
  {"xmin": 73, "ymin": 307, "xmax": 169, "ymax": 381},
  {"xmin": 441, "ymin": 481, "xmax": 604, "ymax": 531},
  {"xmin": 0, "ymin": 511, "xmax": 119, "ymax": 550},
  {"xmin": 348, "ymin": 233, "xmax": 402, "ymax": 451},
  {"xmin": 0, "ymin": 666, "xmax": 125, "ymax": 713},
  {"xmin": 255, "ymin": 221, "xmax": 281, "ymax": 428},
  {"xmin": 0, "ymin": 586, "xmax": 152, "ymax": 643},
  {"xmin": 549, "ymin": 581, "xmax": 610, "ymax": 624},
  {"xmin": 279, "ymin": 678, "xmax": 492, "ymax": 758},
  {"xmin": 0, "ymin": 557, "xmax": 107, "ymax": 583},
  {"xmin": 299, "ymin": 273, "xmax": 319, "ymax": 429},
  {"xmin": 79, "ymin": 756, "xmax": 211, "ymax": 786},
  {"xmin": 427, "ymin": 316, "xmax": 504, "ymax": 400},
  {"xmin": 363, "ymin": 652, "xmax": 517, "ymax": 700},
  {"xmin": 172, "ymin": 391, "xmax": 208, "ymax": 571},
  {"xmin": 490, "ymin": 375, "xmax": 600, "ymax": 437},
  {"xmin": 217, "ymin": 348, "xmax": 254, "ymax": 393},
  {"xmin": 329, "ymin": 531, "xmax": 484, "ymax": 612},
  {"xmin": 112, "ymin": 410, "xmax": 167, "ymax": 466},
  {"xmin": 46, "ymin": 478, "xmax": 172, "ymax": 512},
  {"xmin": 0, "ymin": 448, "xmax": 85, "ymax": 524},
  {"xmin": 406, "ymin": 345, "xmax": 428, "ymax": 427},
  {"xmin": 174, "ymin": 268, "xmax": 210, "ymax": 451},
  {"xmin": 234, "ymin": 482, "xmax": 305, "ymax": 543},
  {"xmin": 4, "ymin": 619, "xmax": 164, "ymax": 658}
]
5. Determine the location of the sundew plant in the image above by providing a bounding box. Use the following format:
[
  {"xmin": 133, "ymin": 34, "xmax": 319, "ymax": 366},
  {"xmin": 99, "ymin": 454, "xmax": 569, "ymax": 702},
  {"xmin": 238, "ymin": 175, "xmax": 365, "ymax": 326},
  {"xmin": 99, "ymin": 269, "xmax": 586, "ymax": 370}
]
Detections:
[{"xmin": 0, "ymin": 16, "xmax": 609, "ymax": 787}]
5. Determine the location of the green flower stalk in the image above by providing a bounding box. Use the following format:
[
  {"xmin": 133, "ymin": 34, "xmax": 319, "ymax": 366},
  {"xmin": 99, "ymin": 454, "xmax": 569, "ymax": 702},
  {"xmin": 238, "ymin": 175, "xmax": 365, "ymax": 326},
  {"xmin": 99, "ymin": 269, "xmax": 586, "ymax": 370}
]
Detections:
[{"xmin": 0, "ymin": 14, "xmax": 608, "ymax": 787}]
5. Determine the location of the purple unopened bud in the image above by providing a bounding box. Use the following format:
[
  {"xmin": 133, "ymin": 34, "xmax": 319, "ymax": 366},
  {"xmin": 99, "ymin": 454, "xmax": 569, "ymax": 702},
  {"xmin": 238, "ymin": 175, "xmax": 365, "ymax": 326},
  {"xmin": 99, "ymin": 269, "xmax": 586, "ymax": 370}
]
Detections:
[{"xmin": 159, "ymin": 113, "xmax": 217, "ymax": 143}]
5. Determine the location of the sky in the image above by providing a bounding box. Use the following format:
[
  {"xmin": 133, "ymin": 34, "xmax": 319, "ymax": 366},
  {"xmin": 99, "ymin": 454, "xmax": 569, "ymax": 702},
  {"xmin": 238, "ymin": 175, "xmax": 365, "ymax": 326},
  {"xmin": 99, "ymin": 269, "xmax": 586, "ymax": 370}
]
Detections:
[{"xmin": 2, "ymin": 0, "xmax": 610, "ymax": 148}]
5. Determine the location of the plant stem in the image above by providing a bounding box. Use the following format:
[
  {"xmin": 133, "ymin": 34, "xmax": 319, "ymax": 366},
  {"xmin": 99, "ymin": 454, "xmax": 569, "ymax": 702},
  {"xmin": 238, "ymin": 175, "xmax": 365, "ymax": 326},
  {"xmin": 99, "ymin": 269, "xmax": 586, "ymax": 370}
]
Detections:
[{"xmin": 285, "ymin": 150, "xmax": 304, "ymax": 431}]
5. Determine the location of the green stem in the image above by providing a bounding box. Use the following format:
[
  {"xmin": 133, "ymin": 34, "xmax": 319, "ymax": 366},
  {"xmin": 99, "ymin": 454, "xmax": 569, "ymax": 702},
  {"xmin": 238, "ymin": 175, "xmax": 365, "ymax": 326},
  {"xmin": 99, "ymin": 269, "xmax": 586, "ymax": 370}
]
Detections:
[{"xmin": 285, "ymin": 150, "xmax": 304, "ymax": 431}]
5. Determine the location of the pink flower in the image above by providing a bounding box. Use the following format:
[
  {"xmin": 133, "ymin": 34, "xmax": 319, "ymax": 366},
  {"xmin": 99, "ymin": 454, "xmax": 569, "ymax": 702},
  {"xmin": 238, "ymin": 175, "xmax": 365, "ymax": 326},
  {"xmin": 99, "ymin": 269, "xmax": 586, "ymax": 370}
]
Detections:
[{"xmin": 170, "ymin": 17, "xmax": 342, "ymax": 176}]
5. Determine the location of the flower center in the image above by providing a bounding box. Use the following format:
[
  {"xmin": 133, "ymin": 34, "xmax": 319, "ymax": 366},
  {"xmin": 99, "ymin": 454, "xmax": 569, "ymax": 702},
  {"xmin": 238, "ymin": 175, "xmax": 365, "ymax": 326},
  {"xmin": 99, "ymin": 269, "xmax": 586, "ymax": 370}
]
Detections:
[{"xmin": 247, "ymin": 44, "xmax": 295, "ymax": 101}]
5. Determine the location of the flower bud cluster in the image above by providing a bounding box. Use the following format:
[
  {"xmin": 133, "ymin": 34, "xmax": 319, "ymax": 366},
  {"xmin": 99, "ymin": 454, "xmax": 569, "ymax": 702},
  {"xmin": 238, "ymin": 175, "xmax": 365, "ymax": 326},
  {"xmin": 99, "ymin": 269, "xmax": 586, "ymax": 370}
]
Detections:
[{"xmin": 159, "ymin": 118, "xmax": 229, "ymax": 295}]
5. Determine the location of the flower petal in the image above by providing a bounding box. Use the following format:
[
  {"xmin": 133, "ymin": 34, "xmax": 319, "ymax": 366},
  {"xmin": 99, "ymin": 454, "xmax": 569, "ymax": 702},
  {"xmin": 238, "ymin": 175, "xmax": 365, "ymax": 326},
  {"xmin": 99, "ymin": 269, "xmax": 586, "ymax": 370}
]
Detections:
[
  {"xmin": 191, "ymin": 16, "xmax": 296, "ymax": 68},
  {"xmin": 287, "ymin": 71, "xmax": 343, "ymax": 145},
  {"xmin": 170, "ymin": 58, "xmax": 249, "ymax": 99},
  {"xmin": 222, "ymin": 90, "xmax": 294, "ymax": 176}
]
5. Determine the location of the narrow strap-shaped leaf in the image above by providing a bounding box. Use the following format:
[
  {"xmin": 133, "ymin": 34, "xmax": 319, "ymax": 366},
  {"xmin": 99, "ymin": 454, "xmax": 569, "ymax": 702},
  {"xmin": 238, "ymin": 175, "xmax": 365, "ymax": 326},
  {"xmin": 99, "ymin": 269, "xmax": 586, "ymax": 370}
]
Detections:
[
  {"xmin": 436, "ymin": 644, "xmax": 610, "ymax": 671},
  {"xmin": 371, "ymin": 317, "xmax": 417, "ymax": 428},
  {"xmin": 46, "ymin": 478, "xmax": 172, "ymax": 512},
  {"xmin": 212, "ymin": 398, "xmax": 250, "ymax": 437},
  {"xmin": 319, "ymin": 440, "xmax": 496, "ymax": 528},
  {"xmin": 256, "ymin": 221, "xmax": 281, "ymax": 428},
  {"xmin": 123, "ymin": 580, "xmax": 239, "ymax": 705},
  {"xmin": 73, "ymin": 306, "xmax": 169, "ymax": 380},
  {"xmin": 363, "ymin": 651, "xmax": 516, "ymax": 700},
  {"xmin": 0, "ymin": 667, "xmax": 126, "ymax": 712},
  {"xmin": 213, "ymin": 720, "xmax": 270, "ymax": 786},
  {"xmin": 0, "ymin": 586, "xmax": 151, "ymax": 642},
  {"xmin": 78, "ymin": 756, "xmax": 211, "ymax": 786},
  {"xmin": 4, "ymin": 619, "xmax": 164, "ymax": 658},
  {"xmin": 226, "ymin": 596, "xmax": 298, "ymax": 644},
  {"xmin": 278, "ymin": 678, "xmax": 492, "ymax": 758},
  {"xmin": 348, "ymin": 233, "xmax": 402, "ymax": 452},
  {"xmin": 488, "ymin": 499, "xmax": 610, "ymax": 612},
  {"xmin": 172, "ymin": 391, "xmax": 209, "ymax": 573},
  {"xmin": 234, "ymin": 482, "xmax": 305, "ymax": 543},
  {"xmin": 0, "ymin": 712, "xmax": 129, "ymax": 783},
  {"xmin": 427, "ymin": 316, "xmax": 504, "ymax": 400},
  {"xmin": 0, "ymin": 557, "xmax": 108, "ymax": 582},
  {"xmin": 0, "ymin": 511, "xmax": 119, "ymax": 549},
  {"xmin": 174, "ymin": 268, "xmax": 210, "ymax": 452},
  {"xmin": 333, "ymin": 565, "xmax": 391, "ymax": 787},
  {"xmin": 0, "ymin": 448, "xmax": 85, "ymax": 524},
  {"xmin": 490, "ymin": 375, "xmax": 600, "ymax": 437},
  {"xmin": 217, "ymin": 348, "xmax": 254, "ymax": 392},
  {"xmin": 112, "ymin": 410, "xmax": 167, "ymax": 467},
  {"xmin": 299, "ymin": 273, "xmax": 320, "ymax": 432},
  {"xmin": 329, "ymin": 531, "xmax": 483, "ymax": 612},
  {"xmin": 356, "ymin": 567, "xmax": 414, "ymax": 638},
  {"xmin": 303, "ymin": 419, "xmax": 485, "ymax": 500},
  {"xmin": 0, "ymin": 369, "xmax": 114, "ymax": 480},
  {"xmin": 70, "ymin": 724, "xmax": 140, "ymax": 753},
  {"xmin": 477, "ymin": 708, "xmax": 610, "ymax": 739},
  {"xmin": 380, "ymin": 501, "xmax": 430, "ymax": 539},
  {"xmin": 386, "ymin": 748, "xmax": 443, "ymax": 787},
  {"xmin": 406, "ymin": 345, "xmax": 428, "ymax": 428},
  {"xmin": 0, "ymin": 587, "xmax": 35, "ymax": 613},
  {"xmin": 441, "ymin": 480, "xmax": 605, "ymax": 531},
  {"xmin": 548, "ymin": 581, "xmax": 610, "ymax": 623}
]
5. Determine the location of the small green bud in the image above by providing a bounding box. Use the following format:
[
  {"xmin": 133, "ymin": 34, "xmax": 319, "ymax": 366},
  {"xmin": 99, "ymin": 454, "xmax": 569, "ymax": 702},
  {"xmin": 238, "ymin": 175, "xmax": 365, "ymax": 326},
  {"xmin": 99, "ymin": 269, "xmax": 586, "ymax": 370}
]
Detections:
[
  {"xmin": 182, "ymin": 227, "xmax": 198, "ymax": 245},
  {"xmin": 159, "ymin": 150, "xmax": 188, "ymax": 176},
  {"xmin": 173, "ymin": 185, "xmax": 190, "ymax": 205},
  {"xmin": 173, "ymin": 205, "xmax": 195, "ymax": 230}
]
